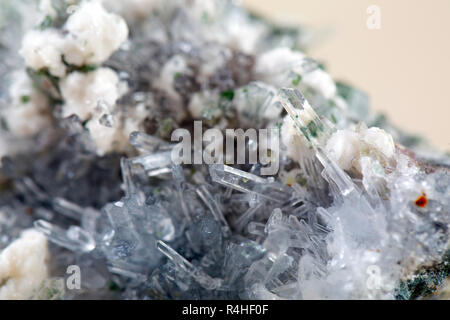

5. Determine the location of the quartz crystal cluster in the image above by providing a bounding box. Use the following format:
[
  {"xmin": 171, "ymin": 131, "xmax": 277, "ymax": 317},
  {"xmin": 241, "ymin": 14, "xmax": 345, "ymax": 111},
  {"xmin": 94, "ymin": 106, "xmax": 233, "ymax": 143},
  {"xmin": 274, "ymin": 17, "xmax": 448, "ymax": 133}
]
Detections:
[{"xmin": 0, "ymin": 0, "xmax": 448, "ymax": 300}]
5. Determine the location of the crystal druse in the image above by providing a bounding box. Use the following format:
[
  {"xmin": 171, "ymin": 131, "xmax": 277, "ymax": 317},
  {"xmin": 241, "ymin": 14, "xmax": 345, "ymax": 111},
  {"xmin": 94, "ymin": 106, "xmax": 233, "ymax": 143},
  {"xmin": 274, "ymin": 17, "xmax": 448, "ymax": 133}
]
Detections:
[{"xmin": 0, "ymin": 0, "xmax": 448, "ymax": 300}]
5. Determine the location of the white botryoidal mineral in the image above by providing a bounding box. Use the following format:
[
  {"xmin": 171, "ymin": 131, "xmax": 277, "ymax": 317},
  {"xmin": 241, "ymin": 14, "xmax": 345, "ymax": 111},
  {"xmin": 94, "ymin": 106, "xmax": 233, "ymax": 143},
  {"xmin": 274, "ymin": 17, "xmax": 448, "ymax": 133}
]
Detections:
[
  {"xmin": 60, "ymin": 67, "xmax": 129, "ymax": 155},
  {"xmin": 219, "ymin": 10, "xmax": 267, "ymax": 55},
  {"xmin": 3, "ymin": 0, "xmax": 134, "ymax": 161},
  {"xmin": 62, "ymin": 0, "xmax": 128, "ymax": 66},
  {"xmin": 325, "ymin": 126, "xmax": 396, "ymax": 172},
  {"xmin": 197, "ymin": 46, "xmax": 232, "ymax": 82},
  {"xmin": 301, "ymin": 68, "xmax": 337, "ymax": 99},
  {"xmin": 255, "ymin": 47, "xmax": 306, "ymax": 87},
  {"xmin": 188, "ymin": 91, "xmax": 221, "ymax": 119},
  {"xmin": 20, "ymin": 0, "xmax": 128, "ymax": 77},
  {"xmin": 3, "ymin": 70, "xmax": 52, "ymax": 137},
  {"xmin": 85, "ymin": 112, "xmax": 126, "ymax": 156},
  {"xmin": 255, "ymin": 47, "xmax": 336, "ymax": 98},
  {"xmin": 20, "ymin": 29, "xmax": 67, "ymax": 77},
  {"xmin": 188, "ymin": 92, "xmax": 208, "ymax": 119},
  {"xmin": 7, "ymin": 0, "xmax": 131, "ymax": 159},
  {"xmin": 324, "ymin": 129, "xmax": 361, "ymax": 171},
  {"xmin": 0, "ymin": 229, "xmax": 49, "ymax": 300},
  {"xmin": 361, "ymin": 126, "xmax": 396, "ymax": 159},
  {"xmin": 85, "ymin": 94, "xmax": 148, "ymax": 157},
  {"xmin": 122, "ymin": 102, "xmax": 151, "ymax": 140},
  {"xmin": 156, "ymin": 55, "xmax": 191, "ymax": 99},
  {"xmin": 60, "ymin": 67, "xmax": 124, "ymax": 121}
]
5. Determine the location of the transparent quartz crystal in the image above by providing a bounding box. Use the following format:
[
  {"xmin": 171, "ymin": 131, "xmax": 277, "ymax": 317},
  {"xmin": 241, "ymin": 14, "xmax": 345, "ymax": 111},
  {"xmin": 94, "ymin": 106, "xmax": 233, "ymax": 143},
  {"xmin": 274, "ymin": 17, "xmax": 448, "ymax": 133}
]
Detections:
[
  {"xmin": 278, "ymin": 88, "xmax": 367, "ymax": 200},
  {"xmin": 34, "ymin": 220, "xmax": 96, "ymax": 252},
  {"xmin": 128, "ymin": 151, "xmax": 174, "ymax": 177},
  {"xmin": 1, "ymin": 0, "xmax": 448, "ymax": 301},
  {"xmin": 209, "ymin": 164, "xmax": 293, "ymax": 204},
  {"xmin": 196, "ymin": 184, "xmax": 230, "ymax": 234},
  {"xmin": 129, "ymin": 131, "xmax": 174, "ymax": 153},
  {"xmin": 157, "ymin": 240, "xmax": 223, "ymax": 290}
]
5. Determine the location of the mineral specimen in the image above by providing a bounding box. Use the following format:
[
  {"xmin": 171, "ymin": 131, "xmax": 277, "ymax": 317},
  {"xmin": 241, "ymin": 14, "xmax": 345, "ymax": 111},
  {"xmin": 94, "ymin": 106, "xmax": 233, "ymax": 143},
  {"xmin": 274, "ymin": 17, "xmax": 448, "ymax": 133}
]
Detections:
[{"xmin": 0, "ymin": 0, "xmax": 448, "ymax": 300}]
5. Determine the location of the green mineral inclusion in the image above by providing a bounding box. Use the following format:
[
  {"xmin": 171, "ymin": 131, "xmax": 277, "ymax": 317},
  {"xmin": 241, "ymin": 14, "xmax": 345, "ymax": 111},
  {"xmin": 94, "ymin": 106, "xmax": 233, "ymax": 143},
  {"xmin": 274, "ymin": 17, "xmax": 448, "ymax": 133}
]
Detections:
[
  {"xmin": 292, "ymin": 74, "xmax": 302, "ymax": 86},
  {"xmin": 221, "ymin": 89, "xmax": 235, "ymax": 101},
  {"xmin": 307, "ymin": 121, "xmax": 318, "ymax": 138},
  {"xmin": 395, "ymin": 250, "xmax": 450, "ymax": 300},
  {"xmin": 20, "ymin": 95, "xmax": 30, "ymax": 104},
  {"xmin": 39, "ymin": 15, "xmax": 52, "ymax": 30}
]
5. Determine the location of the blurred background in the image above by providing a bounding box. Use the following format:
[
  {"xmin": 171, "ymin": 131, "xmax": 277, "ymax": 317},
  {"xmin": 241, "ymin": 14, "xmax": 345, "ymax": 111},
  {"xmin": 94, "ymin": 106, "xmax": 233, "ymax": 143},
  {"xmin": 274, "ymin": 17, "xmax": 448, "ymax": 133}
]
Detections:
[{"xmin": 243, "ymin": 0, "xmax": 450, "ymax": 151}]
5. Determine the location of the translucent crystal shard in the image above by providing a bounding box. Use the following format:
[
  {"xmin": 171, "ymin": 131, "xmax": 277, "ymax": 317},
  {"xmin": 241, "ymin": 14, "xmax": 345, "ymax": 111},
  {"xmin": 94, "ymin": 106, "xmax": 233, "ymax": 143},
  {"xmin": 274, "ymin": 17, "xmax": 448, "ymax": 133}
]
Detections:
[
  {"xmin": 106, "ymin": 260, "xmax": 148, "ymax": 281},
  {"xmin": 129, "ymin": 131, "xmax": 174, "ymax": 153},
  {"xmin": 196, "ymin": 184, "xmax": 230, "ymax": 234},
  {"xmin": 234, "ymin": 203, "xmax": 264, "ymax": 232},
  {"xmin": 34, "ymin": 220, "xmax": 96, "ymax": 252},
  {"xmin": 171, "ymin": 165, "xmax": 192, "ymax": 222},
  {"xmin": 128, "ymin": 151, "xmax": 174, "ymax": 177},
  {"xmin": 156, "ymin": 240, "xmax": 223, "ymax": 290},
  {"xmin": 247, "ymin": 221, "xmax": 266, "ymax": 237},
  {"xmin": 120, "ymin": 157, "xmax": 137, "ymax": 198},
  {"xmin": 102, "ymin": 201, "xmax": 141, "ymax": 259},
  {"xmin": 278, "ymin": 88, "xmax": 361, "ymax": 198},
  {"xmin": 315, "ymin": 147, "xmax": 359, "ymax": 197},
  {"xmin": 278, "ymin": 88, "xmax": 334, "ymax": 146},
  {"xmin": 210, "ymin": 164, "xmax": 264, "ymax": 190},
  {"xmin": 235, "ymin": 82, "xmax": 278, "ymax": 127},
  {"xmin": 51, "ymin": 197, "xmax": 84, "ymax": 221},
  {"xmin": 223, "ymin": 241, "xmax": 266, "ymax": 286},
  {"xmin": 209, "ymin": 164, "xmax": 293, "ymax": 204},
  {"xmin": 15, "ymin": 177, "xmax": 48, "ymax": 202}
]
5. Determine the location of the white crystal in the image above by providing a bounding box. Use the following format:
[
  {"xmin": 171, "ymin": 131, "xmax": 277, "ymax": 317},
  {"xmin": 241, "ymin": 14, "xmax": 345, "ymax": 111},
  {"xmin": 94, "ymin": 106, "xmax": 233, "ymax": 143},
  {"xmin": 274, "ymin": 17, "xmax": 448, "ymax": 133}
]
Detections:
[
  {"xmin": 62, "ymin": 0, "xmax": 128, "ymax": 66},
  {"xmin": 20, "ymin": 29, "xmax": 67, "ymax": 77},
  {"xmin": 0, "ymin": 229, "xmax": 49, "ymax": 300},
  {"xmin": 60, "ymin": 68, "xmax": 123, "ymax": 121}
]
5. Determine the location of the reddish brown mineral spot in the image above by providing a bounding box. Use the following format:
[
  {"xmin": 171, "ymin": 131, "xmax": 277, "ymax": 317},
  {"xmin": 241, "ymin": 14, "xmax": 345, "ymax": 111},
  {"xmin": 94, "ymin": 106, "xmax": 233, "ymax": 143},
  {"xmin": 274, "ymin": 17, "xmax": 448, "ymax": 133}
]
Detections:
[{"xmin": 415, "ymin": 192, "xmax": 428, "ymax": 208}]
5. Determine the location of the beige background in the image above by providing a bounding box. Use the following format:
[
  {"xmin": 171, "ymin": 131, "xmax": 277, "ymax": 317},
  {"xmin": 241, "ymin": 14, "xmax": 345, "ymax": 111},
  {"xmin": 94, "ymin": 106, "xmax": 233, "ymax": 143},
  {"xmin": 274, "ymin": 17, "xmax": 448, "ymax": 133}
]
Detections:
[{"xmin": 243, "ymin": 0, "xmax": 450, "ymax": 151}]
